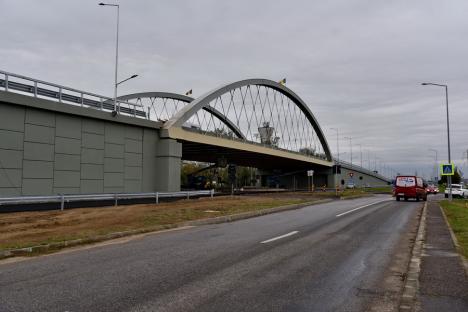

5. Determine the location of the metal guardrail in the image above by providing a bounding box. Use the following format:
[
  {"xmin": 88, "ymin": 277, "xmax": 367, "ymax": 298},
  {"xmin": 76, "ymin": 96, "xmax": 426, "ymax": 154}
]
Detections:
[
  {"xmin": 0, "ymin": 190, "xmax": 215, "ymax": 211},
  {"xmin": 0, "ymin": 70, "xmax": 146, "ymax": 118}
]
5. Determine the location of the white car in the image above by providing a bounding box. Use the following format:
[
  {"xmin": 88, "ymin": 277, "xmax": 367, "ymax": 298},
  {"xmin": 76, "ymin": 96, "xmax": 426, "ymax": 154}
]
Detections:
[{"xmin": 444, "ymin": 184, "xmax": 468, "ymax": 198}]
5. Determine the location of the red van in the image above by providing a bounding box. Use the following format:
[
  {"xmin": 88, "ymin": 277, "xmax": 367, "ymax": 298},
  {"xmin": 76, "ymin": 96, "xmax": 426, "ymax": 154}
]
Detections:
[{"xmin": 395, "ymin": 176, "xmax": 427, "ymax": 201}]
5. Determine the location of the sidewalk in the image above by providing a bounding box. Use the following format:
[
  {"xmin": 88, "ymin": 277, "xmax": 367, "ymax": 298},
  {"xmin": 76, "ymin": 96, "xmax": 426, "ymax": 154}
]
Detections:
[{"xmin": 417, "ymin": 200, "xmax": 468, "ymax": 311}]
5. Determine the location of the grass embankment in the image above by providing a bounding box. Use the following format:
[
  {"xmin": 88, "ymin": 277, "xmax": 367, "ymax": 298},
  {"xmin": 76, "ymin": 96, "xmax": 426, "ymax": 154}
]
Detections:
[
  {"xmin": 0, "ymin": 193, "xmax": 327, "ymax": 251},
  {"xmin": 440, "ymin": 199, "xmax": 468, "ymax": 259}
]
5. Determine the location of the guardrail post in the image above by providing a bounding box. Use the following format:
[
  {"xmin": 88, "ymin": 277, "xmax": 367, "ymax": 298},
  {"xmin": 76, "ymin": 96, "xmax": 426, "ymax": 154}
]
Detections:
[
  {"xmin": 210, "ymin": 189, "xmax": 214, "ymax": 198},
  {"xmin": 114, "ymin": 194, "xmax": 118, "ymax": 206},
  {"xmin": 34, "ymin": 81, "xmax": 38, "ymax": 97},
  {"xmin": 100, "ymin": 98, "xmax": 103, "ymax": 110},
  {"xmin": 60, "ymin": 194, "xmax": 65, "ymax": 211},
  {"xmin": 5, "ymin": 74, "xmax": 8, "ymax": 91},
  {"xmin": 155, "ymin": 192, "xmax": 159, "ymax": 204},
  {"xmin": 187, "ymin": 191, "xmax": 190, "ymax": 200},
  {"xmin": 81, "ymin": 93, "xmax": 84, "ymax": 107},
  {"xmin": 59, "ymin": 87, "xmax": 62, "ymax": 102}
]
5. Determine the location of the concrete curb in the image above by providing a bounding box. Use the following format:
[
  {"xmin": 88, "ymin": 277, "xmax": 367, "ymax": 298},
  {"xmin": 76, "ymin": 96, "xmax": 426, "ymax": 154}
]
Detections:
[
  {"xmin": 439, "ymin": 203, "xmax": 468, "ymax": 276},
  {"xmin": 399, "ymin": 201, "xmax": 427, "ymax": 312},
  {"xmin": 0, "ymin": 198, "xmax": 334, "ymax": 260}
]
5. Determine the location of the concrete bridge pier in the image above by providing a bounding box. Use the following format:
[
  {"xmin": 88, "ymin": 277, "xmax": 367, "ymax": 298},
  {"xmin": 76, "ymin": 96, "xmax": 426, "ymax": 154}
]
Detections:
[{"xmin": 155, "ymin": 138, "xmax": 182, "ymax": 192}]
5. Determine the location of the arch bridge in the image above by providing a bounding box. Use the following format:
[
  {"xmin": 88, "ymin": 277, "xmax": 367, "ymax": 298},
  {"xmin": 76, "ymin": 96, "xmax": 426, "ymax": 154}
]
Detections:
[
  {"xmin": 0, "ymin": 70, "xmax": 389, "ymax": 195},
  {"xmin": 119, "ymin": 79, "xmax": 333, "ymax": 173}
]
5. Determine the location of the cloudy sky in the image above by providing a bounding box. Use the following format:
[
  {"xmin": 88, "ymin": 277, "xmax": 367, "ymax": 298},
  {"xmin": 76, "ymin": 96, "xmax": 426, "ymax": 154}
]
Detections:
[{"xmin": 1, "ymin": 0, "xmax": 467, "ymax": 179}]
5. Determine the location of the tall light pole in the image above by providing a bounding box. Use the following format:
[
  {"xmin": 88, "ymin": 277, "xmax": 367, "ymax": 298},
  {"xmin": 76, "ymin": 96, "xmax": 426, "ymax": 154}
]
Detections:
[
  {"xmin": 429, "ymin": 148, "xmax": 438, "ymax": 183},
  {"xmin": 344, "ymin": 136, "xmax": 353, "ymax": 167},
  {"xmin": 99, "ymin": 2, "xmax": 120, "ymax": 111},
  {"xmin": 422, "ymin": 82, "xmax": 452, "ymax": 200},
  {"xmin": 356, "ymin": 144, "xmax": 363, "ymax": 168},
  {"xmin": 330, "ymin": 128, "xmax": 339, "ymax": 194}
]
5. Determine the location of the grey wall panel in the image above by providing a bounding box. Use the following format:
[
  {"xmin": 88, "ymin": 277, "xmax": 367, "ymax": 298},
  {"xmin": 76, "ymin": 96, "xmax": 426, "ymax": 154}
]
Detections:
[
  {"xmin": 53, "ymin": 187, "xmax": 80, "ymax": 195},
  {"xmin": 0, "ymin": 130, "xmax": 24, "ymax": 150},
  {"xmin": 23, "ymin": 160, "xmax": 53, "ymax": 178},
  {"xmin": 55, "ymin": 137, "xmax": 81, "ymax": 155},
  {"xmin": 142, "ymin": 129, "xmax": 158, "ymax": 192},
  {"xmin": 0, "ymin": 169, "xmax": 22, "ymax": 187},
  {"xmin": 104, "ymin": 187, "xmax": 124, "ymax": 193},
  {"xmin": 125, "ymin": 138, "xmax": 142, "ymax": 153},
  {"xmin": 54, "ymin": 171, "xmax": 80, "ymax": 188},
  {"xmin": 0, "ymin": 105, "xmax": 25, "ymax": 132},
  {"xmin": 105, "ymin": 123, "xmax": 125, "ymax": 145},
  {"xmin": 124, "ymin": 180, "xmax": 142, "ymax": 193},
  {"xmin": 124, "ymin": 152, "xmax": 142, "ymax": 167},
  {"xmin": 104, "ymin": 172, "xmax": 124, "ymax": 187},
  {"xmin": 82, "ymin": 132, "xmax": 105, "ymax": 149},
  {"xmin": 105, "ymin": 143, "xmax": 124, "ymax": 158},
  {"xmin": 81, "ymin": 148, "xmax": 104, "ymax": 164},
  {"xmin": 104, "ymin": 158, "xmax": 124, "ymax": 173},
  {"xmin": 0, "ymin": 187, "xmax": 21, "ymax": 196},
  {"xmin": 81, "ymin": 179, "xmax": 103, "ymax": 194},
  {"xmin": 125, "ymin": 126, "xmax": 143, "ymax": 140},
  {"xmin": 22, "ymin": 179, "xmax": 53, "ymax": 195},
  {"xmin": 23, "ymin": 142, "xmax": 54, "ymax": 161},
  {"xmin": 56, "ymin": 115, "xmax": 82, "ymax": 139},
  {"xmin": 124, "ymin": 166, "xmax": 142, "ymax": 180},
  {"xmin": 25, "ymin": 108, "xmax": 55, "ymax": 127},
  {"xmin": 81, "ymin": 164, "xmax": 104, "ymax": 180},
  {"xmin": 54, "ymin": 154, "xmax": 81, "ymax": 171},
  {"xmin": 82, "ymin": 119, "xmax": 104, "ymax": 134},
  {"xmin": 24, "ymin": 124, "xmax": 55, "ymax": 144},
  {"xmin": 0, "ymin": 149, "xmax": 23, "ymax": 168}
]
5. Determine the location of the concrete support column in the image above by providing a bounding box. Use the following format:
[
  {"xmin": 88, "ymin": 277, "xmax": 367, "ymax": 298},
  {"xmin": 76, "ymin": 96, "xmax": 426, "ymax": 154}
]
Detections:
[{"xmin": 155, "ymin": 138, "xmax": 182, "ymax": 192}]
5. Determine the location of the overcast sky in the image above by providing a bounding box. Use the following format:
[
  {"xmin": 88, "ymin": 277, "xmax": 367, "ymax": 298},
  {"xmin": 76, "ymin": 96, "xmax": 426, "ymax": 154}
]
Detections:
[{"xmin": 1, "ymin": 0, "xmax": 467, "ymax": 179}]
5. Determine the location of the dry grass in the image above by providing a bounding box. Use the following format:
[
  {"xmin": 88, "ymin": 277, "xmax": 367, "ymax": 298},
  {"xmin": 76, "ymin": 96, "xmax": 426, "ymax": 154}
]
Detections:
[{"xmin": 0, "ymin": 194, "xmax": 326, "ymax": 250}]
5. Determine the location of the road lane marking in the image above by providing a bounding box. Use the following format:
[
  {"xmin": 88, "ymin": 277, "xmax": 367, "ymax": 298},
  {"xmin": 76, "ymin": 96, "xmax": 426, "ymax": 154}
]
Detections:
[
  {"xmin": 260, "ymin": 231, "xmax": 299, "ymax": 244},
  {"xmin": 336, "ymin": 199, "xmax": 390, "ymax": 217}
]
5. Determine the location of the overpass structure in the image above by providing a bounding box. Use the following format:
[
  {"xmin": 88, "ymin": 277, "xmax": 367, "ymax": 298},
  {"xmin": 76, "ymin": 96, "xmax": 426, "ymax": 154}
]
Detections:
[{"xmin": 0, "ymin": 70, "xmax": 389, "ymax": 197}]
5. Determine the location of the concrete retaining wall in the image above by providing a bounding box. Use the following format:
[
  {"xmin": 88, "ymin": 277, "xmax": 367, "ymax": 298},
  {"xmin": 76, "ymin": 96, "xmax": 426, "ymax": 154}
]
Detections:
[{"xmin": 0, "ymin": 93, "xmax": 181, "ymax": 196}]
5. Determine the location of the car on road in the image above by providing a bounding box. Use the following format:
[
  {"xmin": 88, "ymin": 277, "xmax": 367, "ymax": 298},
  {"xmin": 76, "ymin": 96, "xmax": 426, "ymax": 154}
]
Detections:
[
  {"xmin": 444, "ymin": 184, "xmax": 468, "ymax": 198},
  {"xmin": 426, "ymin": 184, "xmax": 438, "ymax": 194},
  {"xmin": 395, "ymin": 175, "xmax": 427, "ymax": 201}
]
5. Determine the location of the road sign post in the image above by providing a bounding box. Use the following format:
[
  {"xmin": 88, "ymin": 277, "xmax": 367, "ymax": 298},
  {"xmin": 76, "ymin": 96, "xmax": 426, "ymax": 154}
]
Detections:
[{"xmin": 307, "ymin": 170, "xmax": 314, "ymax": 192}]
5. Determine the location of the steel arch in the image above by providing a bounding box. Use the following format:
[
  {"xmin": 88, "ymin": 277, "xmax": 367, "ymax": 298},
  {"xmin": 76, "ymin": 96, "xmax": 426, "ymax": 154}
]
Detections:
[
  {"xmin": 163, "ymin": 79, "xmax": 332, "ymax": 161},
  {"xmin": 117, "ymin": 92, "xmax": 245, "ymax": 139}
]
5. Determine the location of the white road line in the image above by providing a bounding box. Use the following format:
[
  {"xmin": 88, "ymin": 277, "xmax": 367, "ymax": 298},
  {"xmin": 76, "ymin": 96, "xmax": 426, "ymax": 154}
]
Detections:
[
  {"xmin": 260, "ymin": 231, "xmax": 299, "ymax": 244},
  {"xmin": 336, "ymin": 199, "xmax": 390, "ymax": 217}
]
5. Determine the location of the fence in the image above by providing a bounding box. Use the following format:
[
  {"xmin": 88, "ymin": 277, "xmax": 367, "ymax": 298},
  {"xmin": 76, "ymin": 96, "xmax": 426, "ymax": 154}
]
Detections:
[{"xmin": 0, "ymin": 190, "xmax": 215, "ymax": 211}]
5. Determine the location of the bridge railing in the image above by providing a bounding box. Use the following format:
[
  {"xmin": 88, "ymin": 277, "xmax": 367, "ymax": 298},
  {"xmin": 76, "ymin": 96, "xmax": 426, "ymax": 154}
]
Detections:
[
  {"xmin": 0, "ymin": 70, "xmax": 146, "ymax": 118},
  {"xmin": 335, "ymin": 159, "xmax": 390, "ymax": 182}
]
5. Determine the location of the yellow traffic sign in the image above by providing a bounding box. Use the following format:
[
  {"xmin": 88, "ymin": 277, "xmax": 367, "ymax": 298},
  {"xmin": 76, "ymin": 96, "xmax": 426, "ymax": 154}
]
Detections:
[{"xmin": 440, "ymin": 163, "xmax": 454, "ymax": 176}]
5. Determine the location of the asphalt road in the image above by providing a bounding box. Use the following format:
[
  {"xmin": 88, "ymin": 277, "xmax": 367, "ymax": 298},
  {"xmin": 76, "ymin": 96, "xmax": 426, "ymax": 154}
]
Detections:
[{"xmin": 0, "ymin": 195, "xmax": 421, "ymax": 312}]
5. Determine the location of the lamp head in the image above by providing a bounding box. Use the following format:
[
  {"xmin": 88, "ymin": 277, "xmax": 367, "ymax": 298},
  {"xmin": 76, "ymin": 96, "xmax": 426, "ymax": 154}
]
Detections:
[
  {"xmin": 421, "ymin": 83, "xmax": 428, "ymax": 85},
  {"xmin": 130, "ymin": 74, "xmax": 138, "ymax": 79},
  {"xmin": 99, "ymin": 2, "xmax": 105, "ymax": 5}
]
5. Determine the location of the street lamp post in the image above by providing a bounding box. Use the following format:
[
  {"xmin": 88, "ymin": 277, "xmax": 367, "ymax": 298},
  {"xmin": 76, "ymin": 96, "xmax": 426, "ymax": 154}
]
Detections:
[
  {"xmin": 356, "ymin": 144, "xmax": 362, "ymax": 168},
  {"xmin": 429, "ymin": 148, "xmax": 438, "ymax": 183},
  {"xmin": 422, "ymin": 82, "xmax": 452, "ymax": 200},
  {"xmin": 99, "ymin": 2, "xmax": 120, "ymax": 111},
  {"xmin": 344, "ymin": 136, "xmax": 352, "ymax": 167},
  {"xmin": 330, "ymin": 128, "xmax": 339, "ymax": 194}
]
